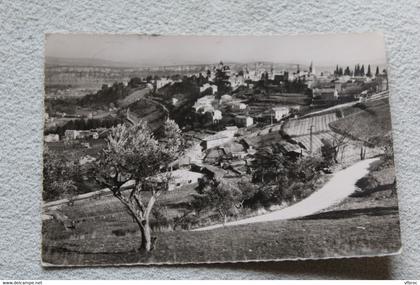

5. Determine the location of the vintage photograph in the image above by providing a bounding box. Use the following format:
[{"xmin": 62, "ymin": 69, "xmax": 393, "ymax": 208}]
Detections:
[{"xmin": 42, "ymin": 33, "xmax": 401, "ymax": 266}]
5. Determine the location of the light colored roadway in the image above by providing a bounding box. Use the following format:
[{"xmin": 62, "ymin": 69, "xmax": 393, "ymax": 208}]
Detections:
[{"xmin": 194, "ymin": 157, "xmax": 378, "ymax": 231}]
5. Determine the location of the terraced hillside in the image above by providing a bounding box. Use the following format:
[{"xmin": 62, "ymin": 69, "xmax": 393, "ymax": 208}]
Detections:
[
  {"xmin": 126, "ymin": 99, "xmax": 168, "ymax": 132},
  {"xmin": 119, "ymin": 86, "xmax": 151, "ymax": 107},
  {"xmin": 282, "ymin": 113, "xmax": 338, "ymax": 151},
  {"xmin": 283, "ymin": 113, "xmax": 337, "ymax": 136}
]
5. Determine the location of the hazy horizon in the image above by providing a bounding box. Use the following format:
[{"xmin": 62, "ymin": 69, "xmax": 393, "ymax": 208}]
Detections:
[{"xmin": 45, "ymin": 33, "xmax": 388, "ymax": 68}]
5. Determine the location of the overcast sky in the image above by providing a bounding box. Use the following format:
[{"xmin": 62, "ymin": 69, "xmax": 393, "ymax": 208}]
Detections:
[{"xmin": 45, "ymin": 33, "xmax": 387, "ymax": 67}]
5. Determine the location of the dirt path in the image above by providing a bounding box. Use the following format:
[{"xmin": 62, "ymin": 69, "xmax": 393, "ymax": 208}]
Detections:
[{"xmin": 194, "ymin": 157, "xmax": 378, "ymax": 231}]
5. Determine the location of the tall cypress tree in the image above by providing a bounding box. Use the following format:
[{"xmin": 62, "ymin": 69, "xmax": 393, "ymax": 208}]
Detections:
[
  {"xmin": 375, "ymin": 66, "xmax": 380, "ymax": 76},
  {"xmin": 360, "ymin": 65, "xmax": 365, "ymax": 76},
  {"xmin": 354, "ymin": 64, "xmax": 360, "ymax": 76},
  {"xmin": 366, "ymin": 64, "xmax": 372, "ymax": 77},
  {"xmin": 344, "ymin": 66, "xmax": 351, "ymax": 76}
]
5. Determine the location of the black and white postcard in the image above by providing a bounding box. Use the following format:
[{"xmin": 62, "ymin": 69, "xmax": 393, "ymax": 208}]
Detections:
[{"xmin": 42, "ymin": 33, "xmax": 401, "ymax": 266}]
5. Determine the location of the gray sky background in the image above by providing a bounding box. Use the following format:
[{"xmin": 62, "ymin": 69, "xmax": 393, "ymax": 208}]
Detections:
[{"xmin": 45, "ymin": 33, "xmax": 387, "ymax": 67}]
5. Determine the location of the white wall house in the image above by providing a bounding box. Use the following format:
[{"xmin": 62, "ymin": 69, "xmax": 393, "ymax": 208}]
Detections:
[
  {"xmin": 212, "ymin": 109, "xmax": 222, "ymax": 122},
  {"xmin": 272, "ymin": 106, "xmax": 290, "ymax": 121},
  {"xmin": 235, "ymin": 115, "xmax": 253, "ymax": 127},
  {"xmin": 231, "ymin": 102, "xmax": 247, "ymax": 111},
  {"xmin": 44, "ymin": 134, "xmax": 59, "ymax": 142},
  {"xmin": 199, "ymin": 83, "xmax": 218, "ymax": 94},
  {"xmin": 193, "ymin": 95, "xmax": 215, "ymax": 112}
]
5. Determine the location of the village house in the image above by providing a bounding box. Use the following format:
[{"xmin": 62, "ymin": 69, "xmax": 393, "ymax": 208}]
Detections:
[
  {"xmin": 79, "ymin": 155, "xmax": 96, "ymax": 166},
  {"xmin": 163, "ymin": 169, "xmax": 204, "ymax": 191},
  {"xmin": 64, "ymin": 130, "xmax": 99, "ymax": 140},
  {"xmin": 220, "ymin": 142, "xmax": 247, "ymax": 159},
  {"xmin": 229, "ymin": 75, "xmax": 245, "ymax": 89},
  {"xmin": 190, "ymin": 163, "xmax": 226, "ymax": 180},
  {"xmin": 171, "ymin": 97, "xmax": 178, "ymax": 106},
  {"xmin": 204, "ymin": 148, "xmax": 226, "ymax": 164},
  {"xmin": 311, "ymin": 88, "xmax": 338, "ymax": 106},
  {"xmin": 235, "ymin": 115, "xmax": 254, "ymax": 128},
  {"xmin": 201, "ymin": 126, "xmax": 238, "ymax": 150},
  {"xmin": 201, "ymin": 133, "xmax": 234, "ymax": 150},
  {"xmin": 199, "ymin": 83, "xmax": 218, "ymax": 94},
  {"xmin": 44, "ymin": 133, "xmax": 59, "ymax": 143},
  {"xmin": 121, "ymin": 169, "xmax": 204, "ymax": 192},
  {"xmin": 204, "ymin": 141, "xmax": 247, "ymax": 165},
  {"xmin": 272, "ymin": 106, "xmax": 290, "ymax": 121},
  {"xmin": 212, "ymin": 109, "xmax": 222, "ymax": 123},
  {"xmin": 220, "ymin": 94, "xmax": 232, "ymax": 103},
  {"xmin": 277, "ymin": 141, "xmax": 306, "ymax": 160},
  {"xmin": 193, "ymin": 95, "xmax": 215, "ymax": 112},
  {"xmin": 230, "ymin": 102, "xmax": 247, "ymax": 111},
  {"xmin": 374, "ymin": 74, "xmax": 388, "ymax": 91},
  {"xmin": 155, "ymin": 78, "xmax": 173, "ymax": 89},
  {"xmin": 221, "ymin": 126, "xmax": 239, "ymax": 137}
]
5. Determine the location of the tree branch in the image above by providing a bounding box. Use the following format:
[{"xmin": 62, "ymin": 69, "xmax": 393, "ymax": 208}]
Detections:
[{"xmin": 130, "ymin": 184, "xmax": 146, "ymax": 214}]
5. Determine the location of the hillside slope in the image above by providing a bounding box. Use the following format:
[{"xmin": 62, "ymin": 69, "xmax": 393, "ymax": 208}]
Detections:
[{"xmin": 329, "ymin": 98, "xmax": 392, "ymax": 144}]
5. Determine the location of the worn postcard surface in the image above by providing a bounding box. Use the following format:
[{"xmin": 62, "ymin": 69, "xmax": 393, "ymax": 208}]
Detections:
[{"xmin": 42, "ymin": 33, "xmax": 401, "ymax": 266}]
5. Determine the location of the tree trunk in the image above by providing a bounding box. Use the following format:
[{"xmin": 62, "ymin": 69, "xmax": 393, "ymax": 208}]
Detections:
[
  {"xmin": 333, "ymin": 147, "xmax": 339, "ymax": 163},
  {"xmin": 139, "ymin": 221, "xmax": 152, "ymax": 251},
  {"xmin": 112, "ymin": 186, "xmax": 158, "ymax": 252},
  {"xmin": 139, "ymin": 194, "xmax": 157, "ymax": 252}
]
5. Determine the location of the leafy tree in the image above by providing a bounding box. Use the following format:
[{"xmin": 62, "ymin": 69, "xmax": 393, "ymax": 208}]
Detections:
[
  {"xmin": 43, "ymin": 146, "xmax": 79, "ymax": 201},
  {"xmin": 95, "ymin": 119, "xmax": 183, "ymax": 251},
  {"xmin": 128, "ymin": 77, "xmax": 143, "ymax": 88},
  {"xmin": 251, "ymin": 147, "xmax": 288, "ymax": 184},
  {"xmin": 295, "ymin": 155, "xmax": 323, "ymax": 182},
  {"xmin": 192, "ymin": 177, "xmax": 245, "ymax": 225},
  {"xmin": 214, "ymin": 62, "xmax": 232, "ymax": 97}
]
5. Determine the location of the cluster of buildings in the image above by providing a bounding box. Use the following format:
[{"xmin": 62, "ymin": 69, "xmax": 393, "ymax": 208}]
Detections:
[
  {"xmin": 64, "ymin": 130, "xmax": 99, "ymax": 141},
  {"xmin": 311, "ymin": 74, "xmax": 388, "ymax": 107},
  {"xmin": 45, "ymin": 129, "xmax": 101, "ymax": 143}
]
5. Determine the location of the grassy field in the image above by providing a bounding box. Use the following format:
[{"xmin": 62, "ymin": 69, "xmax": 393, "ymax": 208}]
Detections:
[
  {"xmin": 42, "ymin": 157, "xmax": 401, "ymax": 266},
  {"xmin": 43, "ymin": 209, "xmax": 400, "ymax": 265}
]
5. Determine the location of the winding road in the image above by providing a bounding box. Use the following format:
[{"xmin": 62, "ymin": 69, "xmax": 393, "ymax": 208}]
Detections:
[{"xmin": 195, "ymin": 157, "xmax": 378, "ymax": 231}]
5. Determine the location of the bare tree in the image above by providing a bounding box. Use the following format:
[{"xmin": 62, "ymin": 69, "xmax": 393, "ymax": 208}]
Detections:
[
  {"xmin": 95, "ymin": 120, "xmax": 183, "ymax": 252},
  {"xmin": 321, "ymin": 132, "xmax": 349, "ymax": 165}
]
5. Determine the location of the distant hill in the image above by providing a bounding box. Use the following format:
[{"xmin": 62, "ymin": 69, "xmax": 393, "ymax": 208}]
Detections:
[{"xmin": 45, "ymin": 56, "xmax": 134, "ymax": 68}]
